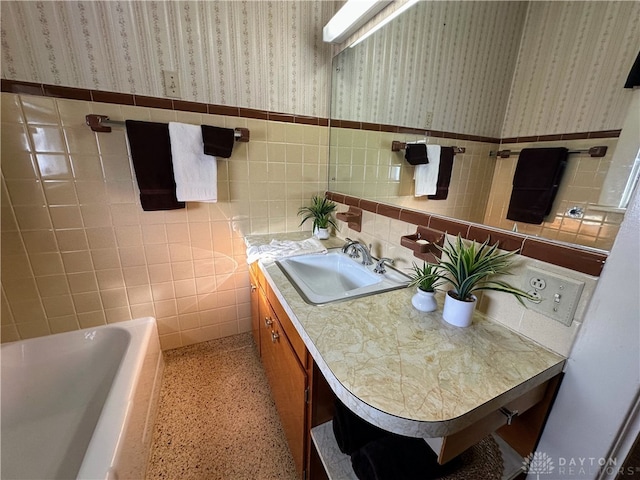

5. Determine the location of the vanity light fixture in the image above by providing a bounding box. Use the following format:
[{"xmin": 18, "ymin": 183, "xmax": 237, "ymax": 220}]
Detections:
[
  {"xmin": 349, "ymin": 0, "xmax": 422, "ymax": 48},
  {"xmin": 323, "ymin": 0, "xmax": 391, "ymax": 44}
]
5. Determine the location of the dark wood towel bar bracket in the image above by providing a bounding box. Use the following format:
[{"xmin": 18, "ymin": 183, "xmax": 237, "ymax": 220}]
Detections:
[
  {"xmin": 391, "ymin": 141, "xmax": 465, "ymax": 154},
  {"xmin": 493, "ymin": 146, "xmax": 607, "ymax": 158}
]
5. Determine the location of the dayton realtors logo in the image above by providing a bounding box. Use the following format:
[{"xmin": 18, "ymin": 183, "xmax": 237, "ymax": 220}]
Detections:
[
  {"xmin": 523, "ymin": 452, "xmax": 555, "ymax": 479},
  {"xmin": 522, "ymin": 451, "xmax": 634, "ymax": 478}
]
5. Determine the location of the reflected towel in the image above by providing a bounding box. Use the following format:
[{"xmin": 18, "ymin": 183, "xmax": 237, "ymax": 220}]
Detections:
[
  {"xmin": 506, "ymin": 147, "xmax": 568, "ymax": 224},
  {"xmin": 168, "ymin": 122, "xmax": 217, "ymax": 202},
  {"xmin": 427, "ymin": 146, "xmax": 455, "ymax": 200},
  {"xmin": 245, "ymin": 238, "xmax": 327, "ymax": 264},
  {"xmin": 414, "ymin": 145, "xmax": 441, "ymax": 196}
]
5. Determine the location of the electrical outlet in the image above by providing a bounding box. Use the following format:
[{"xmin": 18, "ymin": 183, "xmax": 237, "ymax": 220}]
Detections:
[
  {"xmin": 424, "ymin": 111, "xmax": 434, "ymax": 129},
  {"xmin": 529, "ymin": 276, "xmax": 546, "ymax": 290},
  {"xmin": 523, "ymin": 267, "xmax": 584, "ymax": 326},
  {"xmin": 162, "ymin": 70, "xmax": 181, "ymax": 98},
  {"xmin": 526, "ymin": 290, "xmax": 542, "ymax": 304}
]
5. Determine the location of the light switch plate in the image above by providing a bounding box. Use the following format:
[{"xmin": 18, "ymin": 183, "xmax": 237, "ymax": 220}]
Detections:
[
  {"xmin": 522, "ymin": 267, "xmax": 585, "ymax": 326},
  {"xmin": 162, "ymin": 70, "xmax": 181, "ymax": 98},
  {"xmin": 424, "ymin": 111, "xmax": 434, "ymax": 129}
]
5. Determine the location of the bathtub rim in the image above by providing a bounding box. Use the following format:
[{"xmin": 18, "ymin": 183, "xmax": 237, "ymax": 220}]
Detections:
[
  {"xmin": 77, "ymin": 316, "xmax": 159, "ymax": 480},
  {"xmin": 1, "ymin": 317, "xmax": 162, "ymax": 480}
]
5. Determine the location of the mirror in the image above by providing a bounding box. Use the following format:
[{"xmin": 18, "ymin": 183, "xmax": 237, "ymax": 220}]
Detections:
[{"xmin": 328, "ymin": 1, "xmax": 640, "ymax": 251}]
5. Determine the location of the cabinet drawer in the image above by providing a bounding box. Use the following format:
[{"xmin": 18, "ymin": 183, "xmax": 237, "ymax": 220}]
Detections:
[
  {"xmin": 251, "ymin": 262, "xmax": 267, "ymax": 295},
  {"xmin": 435, "ymin": 375, "xmax": 559, "ymax": 464},
  {"xmin": 249, "ymin": 270, "xmax": 261, "ymax": 353}
]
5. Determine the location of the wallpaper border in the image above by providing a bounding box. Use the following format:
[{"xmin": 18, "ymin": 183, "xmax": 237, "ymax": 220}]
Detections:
[
  {"xmin": 0, "ymin": 79, "xmax": 330, "ymax": 126},
  {"xmin": 1, "ymin": 79, "xmax": 622, "ymax": 144},
  {"xmin": 333, "ymin": 119, "xmax": 621, "ymax": 145}
]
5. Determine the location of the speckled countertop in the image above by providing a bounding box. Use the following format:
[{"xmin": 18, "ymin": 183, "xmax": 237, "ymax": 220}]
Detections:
[{"xmin": 245, "ymin": 233, "xmax": 566, "ymax": 438}]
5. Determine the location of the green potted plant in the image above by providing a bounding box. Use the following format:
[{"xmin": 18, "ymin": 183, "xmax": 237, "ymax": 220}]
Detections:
[
  {"xmin": 407, "ymin": 262, "xmax": 446, "ymax": 312},
  {"xmin": 297, "ymin": 196, "xmax": 338, "ymax": 239},
  {"xmin": 436, "ymin": 235, "xmax": 537, "ymax": 327}
]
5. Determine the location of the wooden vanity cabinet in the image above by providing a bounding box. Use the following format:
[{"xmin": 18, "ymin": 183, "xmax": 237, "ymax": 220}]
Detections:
[
  {"xmin": 250, "ymin": 262, "xmax": 311, "ymax": 479},
  {"xmin": 249, "ymin": 261, "xmax": 563, "ymax": 479}
]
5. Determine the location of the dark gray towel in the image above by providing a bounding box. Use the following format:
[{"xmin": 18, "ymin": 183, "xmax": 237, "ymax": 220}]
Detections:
[
  {"xmin": 405, "ymin": 143, "xmax": 429, "ymax": 165},
  {"xmin": 427, "ymin": 146, "xmax": 455, "ymax": 200},
  {"xmin": 332, "ymin": 398, "xmax": 387, "ymax": 455},
  {"xmin": 506, "ymin": 147, "xmax": 568, "ymax": 224},
  {"xmin": 351, "ymin": 435, "xmax": 459, "ymax": 480},
  {"xmin": 201, "ymin": 125, "xmax": 235, "ymax": 158},
  {"xmin": 125, "ymin": 120, "xmax": 185, "ymax": 211}
]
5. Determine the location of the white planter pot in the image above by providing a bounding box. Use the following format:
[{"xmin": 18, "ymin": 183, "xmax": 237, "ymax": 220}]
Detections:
[
  {"xmin": 411, "ymin": 288, "xmax": 438, "ymax": 312},
  {"xmin": 314, "ymin": 227, "xmax": 330, "ymax": 240},
  {"xmin": 442, "ymin": 291, "xmax": 477, "ymax": 327}
]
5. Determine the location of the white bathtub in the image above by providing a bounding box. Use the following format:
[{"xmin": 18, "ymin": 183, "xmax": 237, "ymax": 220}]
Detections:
[{"xmin": 1, "ymin": 317, "xmax": 164, "ymax": 480}]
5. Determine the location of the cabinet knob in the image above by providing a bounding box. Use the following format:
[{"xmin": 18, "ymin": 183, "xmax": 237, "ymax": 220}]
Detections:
[
  {"xmin": 251, "ymin": 284, "xmax": 257, "ymax": 292},
  {"xmin": 264, "ymin": 316, "xmax": 273, "ymax": 327},
  {"xmin": 271, "ymin": 330, "xmax": 279, "ymax": 343}
]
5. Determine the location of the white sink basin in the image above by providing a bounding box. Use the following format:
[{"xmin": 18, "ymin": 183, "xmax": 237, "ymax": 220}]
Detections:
[{"xmin": 276, "ymin": 249, "xmax": 410, "ymax": 305}]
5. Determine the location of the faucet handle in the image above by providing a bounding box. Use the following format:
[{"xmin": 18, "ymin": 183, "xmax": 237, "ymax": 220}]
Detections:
[
  {"xmin": 342, "ymin": 237, "xmax": 356, "ymax": 253},
  {"xmin": 373, "ymin": 258, "xmax": 394, "ymax": 274},
  {"xmin": 342, "ymin": 238, "xmax": 360, "ymax": 257}
]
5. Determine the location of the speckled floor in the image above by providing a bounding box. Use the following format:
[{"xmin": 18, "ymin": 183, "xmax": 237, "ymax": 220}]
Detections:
[{"xmin": 145, "ymin": 333, "xmax": 298, "ymax": 480}]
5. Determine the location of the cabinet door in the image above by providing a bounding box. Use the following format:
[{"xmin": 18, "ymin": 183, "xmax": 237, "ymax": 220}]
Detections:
[
  {"xmin": 249, "ymin": 270, "xmax": 260, "ymax": 354},
  {"xmin": 260, "ymin": 298, "xmax": 308, "ymax": 478}
]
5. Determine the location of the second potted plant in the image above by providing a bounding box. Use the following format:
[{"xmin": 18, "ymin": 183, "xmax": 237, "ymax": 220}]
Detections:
[
  {"xmin": 297, "ymin": 196, "xmax": 338, "ymax": 240},
  {"xmin": 436, "ymin": 235, "xmax": 536, "ymax": 327},
  {"xmin": 407, "ymin": 261, "xmax": 445, "ymax": 312}
]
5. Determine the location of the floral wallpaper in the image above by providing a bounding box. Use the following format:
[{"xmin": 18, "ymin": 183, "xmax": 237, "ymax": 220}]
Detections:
[
  {"xmin": 501, "ymin": 1, "xmax": 640, "ymax": 138},
  {"xmin": 331, "ymin": 1, "xmax": 529, "ymax": 138},
  {"xmin": 330, "ymin": 1, "xmax": 640, "ymax": 139},
  {"xmin": 0, "ymin": 0, "xmax": 337, "ymax": 117}
]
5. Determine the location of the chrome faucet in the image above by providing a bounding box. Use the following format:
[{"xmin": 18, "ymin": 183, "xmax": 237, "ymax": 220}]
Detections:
[{"xmin": 341, "ymin": 238, "xmax": 374, "ymax": 265}]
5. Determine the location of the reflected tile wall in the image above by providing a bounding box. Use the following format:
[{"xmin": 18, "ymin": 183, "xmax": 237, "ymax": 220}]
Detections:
[
  {"xmin": 0, "ymin": 93, "xmax": 328, "ymax": 349},
  {"xmin": 329, "ymin": 124, "xmax": 623, "ymax": 251},
  {"xmin": 329, "ymin": 127, "xmax": 498, "ymax": 225},
  {"xmin": 483, "ymin": 138, "xmax": 621, "ymax": 250}
]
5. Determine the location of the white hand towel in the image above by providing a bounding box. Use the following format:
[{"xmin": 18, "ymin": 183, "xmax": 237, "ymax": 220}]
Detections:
[
  {"xmin": 168, "ymin": 122, "xmax": 217, "ymax": 202},
  {"xmin": 414, "ymin": 144, "xmax": 441, "ymax": 196},
  {"xmin": 246, "ymin": 238, "xmax": 328, "ymax": 264}
]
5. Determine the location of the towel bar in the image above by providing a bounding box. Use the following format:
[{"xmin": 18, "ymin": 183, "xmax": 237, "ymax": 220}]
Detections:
[
  {"xmin": 86, "ymin": 114, "xmax": 250, "ymax": 142},
  {"xmin": 491, "ymin": 146, "xmax": 607, "ymax": 158},
  {"xmin": 391, "ymin": 141, "xmax": 465, "ymax": 154}
]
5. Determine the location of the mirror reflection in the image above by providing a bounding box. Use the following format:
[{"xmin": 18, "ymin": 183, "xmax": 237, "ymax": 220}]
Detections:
[{"xmin": 329, "ymin": 1, "xmax": 640, "ymax": 251}]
